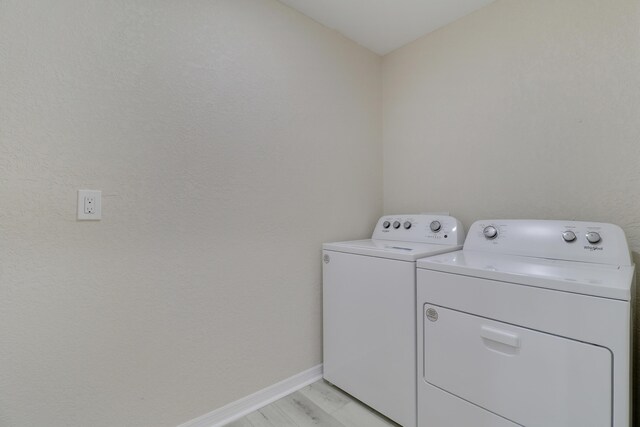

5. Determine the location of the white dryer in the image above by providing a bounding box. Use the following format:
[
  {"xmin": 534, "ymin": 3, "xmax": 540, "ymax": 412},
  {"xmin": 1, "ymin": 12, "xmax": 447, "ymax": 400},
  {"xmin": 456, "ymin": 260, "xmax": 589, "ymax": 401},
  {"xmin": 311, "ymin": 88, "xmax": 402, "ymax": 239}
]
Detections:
[
  {"xmin": 323, "ymin": 214, "xmax": 465, "ymax": 427},
  {"xmin": 416, "ymin": 220, "xmax": 635, "ymax": 427}
]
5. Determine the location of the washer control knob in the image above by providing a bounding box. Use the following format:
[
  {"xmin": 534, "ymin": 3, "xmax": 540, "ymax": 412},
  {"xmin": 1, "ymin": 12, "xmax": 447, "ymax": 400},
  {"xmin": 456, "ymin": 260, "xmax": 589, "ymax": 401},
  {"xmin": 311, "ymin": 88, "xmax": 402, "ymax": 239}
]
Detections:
[
  {"xmin": 483, "ymin": 226, "xmax": 498, "ymax": 239},
  {"xmin": 430, "ymin": 221, "xmax": 442, "ymax": 232},
  {"xmin": 586, "ymin": 231, "xmax": 601, "ymax": 244},
  {"xmin": 562, "ymin": 231, "xmax": 576, "ymax": 242},
  {"xmin": 393, "ymin": 221, "xmax": 401, "ymax": 229},
  {"xmin": 383, "ymin": 221, "xmax": 391, "ymax": 229},
  {"xmin": 403, "ymin": 221, "xmax": 412, "ymax": 229}
]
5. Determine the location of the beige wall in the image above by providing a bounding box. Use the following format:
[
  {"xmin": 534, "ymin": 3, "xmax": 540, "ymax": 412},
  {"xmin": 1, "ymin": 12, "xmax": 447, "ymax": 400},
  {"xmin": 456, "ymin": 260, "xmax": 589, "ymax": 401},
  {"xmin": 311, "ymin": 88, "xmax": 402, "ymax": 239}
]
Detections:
[
  {"xmin": 0, "ymin": 1, "xmax": 382, "ymax": 426},
  {"xmin": 382, "ymin": 0, "xmax": 640, "ymax": 418},
  {"xmin": 3, "ymin": 0, "xmax": 639, "ymax": 424}
]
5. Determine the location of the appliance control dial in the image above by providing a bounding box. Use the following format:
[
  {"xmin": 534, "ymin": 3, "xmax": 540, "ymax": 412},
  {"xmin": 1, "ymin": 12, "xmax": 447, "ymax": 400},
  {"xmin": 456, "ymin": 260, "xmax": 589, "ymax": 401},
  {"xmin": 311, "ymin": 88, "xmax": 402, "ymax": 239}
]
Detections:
[
  {"xmin": 483, "ymin": 226, "xmax": 498, "ymax": 239},
  {"xmin": 393, "ymin": 221, "xmax": 401, "ymax": 229},
  {"xmin": 430, "ymin": 221, "xmax": 442, "ymax": 232},
  {"xmin": 383, "ymin": 221, "xmax": 391, "ymax": 229},
  {"xmin": 586, "ymin": 231, "xmax": 601, "ymax": 244},
  {"xmin": 562, "ymin": 231, "xmax": 576, "ymax": 242},
  {"xmin": 403, "ymin": 221, "xmax": 412, "ymax": 229}
]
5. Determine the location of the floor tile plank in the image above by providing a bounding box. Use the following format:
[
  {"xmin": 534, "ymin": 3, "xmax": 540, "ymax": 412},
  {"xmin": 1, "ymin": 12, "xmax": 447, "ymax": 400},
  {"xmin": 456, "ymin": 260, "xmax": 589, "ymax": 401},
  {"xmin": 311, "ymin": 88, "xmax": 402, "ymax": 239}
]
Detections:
[
  {"xmin": 332, "ymin": 401, "xmax": 400, "ymax": 427},
  {"xmin": 224, "ymin": 379, "xmax": 395, "ymax": 427},
  {"xmin": 274, "ymin": 391, "xmax": 346, "ymax": 427},
  {"xmin": 298, "ymin": 380, "xmax": 352, "ymax": 414},
  {"xmin": 248, "ymin": 403, "xmax": 297, "ymax": 427}
]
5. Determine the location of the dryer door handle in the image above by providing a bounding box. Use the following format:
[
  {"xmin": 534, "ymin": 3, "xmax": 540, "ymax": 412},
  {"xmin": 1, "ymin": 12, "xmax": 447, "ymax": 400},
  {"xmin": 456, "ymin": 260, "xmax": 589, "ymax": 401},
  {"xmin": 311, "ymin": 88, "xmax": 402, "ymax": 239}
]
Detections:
[{"xmin": 480, "ymin": 325, "xmax": 520, "ymax": 349}]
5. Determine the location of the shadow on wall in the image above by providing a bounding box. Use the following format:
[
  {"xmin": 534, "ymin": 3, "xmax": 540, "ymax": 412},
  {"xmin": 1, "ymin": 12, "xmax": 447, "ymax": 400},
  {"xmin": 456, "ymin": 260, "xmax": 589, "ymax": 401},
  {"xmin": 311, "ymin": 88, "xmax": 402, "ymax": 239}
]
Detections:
[{"xmin": 633, "ymin": 251, "xmax": 639, "ymax": 425}]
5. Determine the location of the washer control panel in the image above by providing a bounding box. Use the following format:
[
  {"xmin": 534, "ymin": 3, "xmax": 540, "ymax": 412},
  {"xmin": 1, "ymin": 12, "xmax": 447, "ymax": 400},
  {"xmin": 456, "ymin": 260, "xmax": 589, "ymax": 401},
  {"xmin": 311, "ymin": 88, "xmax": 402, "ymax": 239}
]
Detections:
[
  {"xmin": 465, "ymin": 220, "xmax": 632, "ymax": 266},
  {"xmin": 372, "ymin": 214, "xmax": 465, "ymax": 245}
]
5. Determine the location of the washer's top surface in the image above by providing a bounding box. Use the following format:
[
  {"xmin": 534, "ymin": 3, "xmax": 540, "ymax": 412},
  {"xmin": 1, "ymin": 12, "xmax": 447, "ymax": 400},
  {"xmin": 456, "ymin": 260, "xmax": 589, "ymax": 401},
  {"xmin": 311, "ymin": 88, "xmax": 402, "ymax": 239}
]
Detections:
[
  {"xmin": 418, "ymin": 250, "xmax": 635, "ymax": 300},
  {"xmin": 323, "ymin": 213, "xmax": 465, "ymax": 261},
  {"xmin": 370, "ymin": 214, "xmax": 465, "ymax": 246},
  {"xmin": 324, "ymin": 239, "xmax": 463, "ymax": 262}
]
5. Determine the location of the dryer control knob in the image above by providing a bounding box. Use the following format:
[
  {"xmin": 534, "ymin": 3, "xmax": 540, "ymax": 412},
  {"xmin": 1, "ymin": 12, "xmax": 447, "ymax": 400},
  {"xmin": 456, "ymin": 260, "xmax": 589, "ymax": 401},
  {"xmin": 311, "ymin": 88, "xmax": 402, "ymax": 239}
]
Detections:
[
  {"xmin": 483, "ymin": 226, "xmax": 498, "ymax": 239},
  {"xmin": 430, "ymin": 221, "xmax": 442, "ymax": 232},
  {"xmin": 383, "ymin": 221, "xmax": 391, "ymax": 229},
  {"xmin": 586, "ymin": 231, "xmax": 601, "ymax": 244},
  {"xmin": 403, "ymin": 221, "xmax": 412, "ymax": 229},
  {"xmin": 562, "ymin": 231, "xmax": 576, "ymax": 242},
  {"xmin": 393, "ymin": 221, "xmax": 401, "ymax": 229}
]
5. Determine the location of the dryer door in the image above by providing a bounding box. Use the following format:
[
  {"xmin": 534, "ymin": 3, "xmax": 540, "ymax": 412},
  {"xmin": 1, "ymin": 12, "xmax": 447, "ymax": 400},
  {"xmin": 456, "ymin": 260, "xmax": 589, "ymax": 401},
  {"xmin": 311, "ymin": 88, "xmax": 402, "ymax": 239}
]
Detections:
[{"xmin": 422, "ymin": 304, "xmax": 612, "ymax": 427}]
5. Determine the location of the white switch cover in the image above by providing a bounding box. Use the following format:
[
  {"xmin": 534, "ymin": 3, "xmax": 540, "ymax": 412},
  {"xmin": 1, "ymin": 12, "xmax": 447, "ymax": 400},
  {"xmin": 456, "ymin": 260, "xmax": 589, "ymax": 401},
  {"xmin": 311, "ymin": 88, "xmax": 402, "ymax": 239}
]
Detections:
[{"xmin": 78, "ymin": 190, "xmax": 102, "ymax": 220}]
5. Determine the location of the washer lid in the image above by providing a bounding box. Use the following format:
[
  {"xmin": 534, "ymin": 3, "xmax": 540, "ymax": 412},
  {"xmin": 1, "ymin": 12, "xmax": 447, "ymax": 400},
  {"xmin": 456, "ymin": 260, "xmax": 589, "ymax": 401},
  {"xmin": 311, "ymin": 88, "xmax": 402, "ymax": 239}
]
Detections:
[
  {"xmin": 323, "ymin": 239, "xmax": 463, "ymax": 262},
  {"xmin": 417, "ymin": 250, "xmax": 635, "ymax": 300}
]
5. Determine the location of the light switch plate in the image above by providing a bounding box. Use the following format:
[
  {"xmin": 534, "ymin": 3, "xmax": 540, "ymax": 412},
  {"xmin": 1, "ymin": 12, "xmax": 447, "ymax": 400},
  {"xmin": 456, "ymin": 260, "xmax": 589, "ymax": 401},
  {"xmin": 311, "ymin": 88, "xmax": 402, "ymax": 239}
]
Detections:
[{"xmin": 78, "ymin": 190, "xmax": 102, "ymax": 220}]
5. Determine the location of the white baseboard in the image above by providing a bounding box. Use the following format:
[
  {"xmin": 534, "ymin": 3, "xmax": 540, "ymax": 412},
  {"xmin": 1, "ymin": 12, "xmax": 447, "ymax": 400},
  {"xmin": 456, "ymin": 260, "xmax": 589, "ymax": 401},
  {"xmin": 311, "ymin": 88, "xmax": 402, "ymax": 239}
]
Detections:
[{"xmin": 177, "ymin": 364, "xmax": 323, "ymax": 427}]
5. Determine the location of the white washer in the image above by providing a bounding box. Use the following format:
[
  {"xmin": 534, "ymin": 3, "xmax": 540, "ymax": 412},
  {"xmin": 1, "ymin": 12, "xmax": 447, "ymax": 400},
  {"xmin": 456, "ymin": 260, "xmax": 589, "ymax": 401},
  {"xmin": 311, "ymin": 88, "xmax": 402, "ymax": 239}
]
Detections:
[
  {"xmin": 323, "ymin": 214, "xmax": 465, "ymax": 427},
  {"xmin": 416, "ymin": 220, "xmax": 635, "ymax": 427}
]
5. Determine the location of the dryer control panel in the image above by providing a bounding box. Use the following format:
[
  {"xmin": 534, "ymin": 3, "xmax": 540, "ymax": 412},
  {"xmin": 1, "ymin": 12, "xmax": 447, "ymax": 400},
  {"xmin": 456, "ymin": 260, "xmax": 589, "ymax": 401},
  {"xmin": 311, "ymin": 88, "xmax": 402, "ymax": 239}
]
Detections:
[
  {"xmin": 465, "ymin": 220, "xmax": 632, "ymax": 266},
  {"xmin": 373, "ymin": 214, "xmax": 465, "ymax": 245}
]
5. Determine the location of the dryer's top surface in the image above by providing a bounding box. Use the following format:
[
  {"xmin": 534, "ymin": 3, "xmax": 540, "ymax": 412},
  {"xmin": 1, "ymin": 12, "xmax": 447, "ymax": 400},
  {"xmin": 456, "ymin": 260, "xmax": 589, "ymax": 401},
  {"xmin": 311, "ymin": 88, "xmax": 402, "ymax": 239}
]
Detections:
[
  {"xmin": 417, "ymin": 250, "xmax": 635, "ymax": 300},
  {"xmin": 323, "ymin": 239, "xmax": 463, "ymax": 262}
]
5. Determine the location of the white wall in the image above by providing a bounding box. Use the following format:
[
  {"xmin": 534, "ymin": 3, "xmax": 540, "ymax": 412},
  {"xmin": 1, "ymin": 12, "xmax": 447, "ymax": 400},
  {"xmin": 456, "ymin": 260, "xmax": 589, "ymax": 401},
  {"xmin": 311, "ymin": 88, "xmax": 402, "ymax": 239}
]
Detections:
[
  {"xmin": 382, "ymin": 0, "xmax": 640, "ymax": 416},
  {"xmin": 0, "ymin": 1, "xmax": 382, "ymax": 426}
]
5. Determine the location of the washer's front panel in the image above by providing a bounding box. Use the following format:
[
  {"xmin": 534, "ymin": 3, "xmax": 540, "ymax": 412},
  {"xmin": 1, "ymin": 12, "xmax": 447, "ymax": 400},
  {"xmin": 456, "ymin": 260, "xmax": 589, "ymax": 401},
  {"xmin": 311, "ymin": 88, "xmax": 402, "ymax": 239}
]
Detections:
[
  {"xmin": 323, "ymin": 250, "xmax": 416, "ymax": 427},
  {"xmin": 423, "ymin": 305, "xmax": 611, "ymax": 426}
]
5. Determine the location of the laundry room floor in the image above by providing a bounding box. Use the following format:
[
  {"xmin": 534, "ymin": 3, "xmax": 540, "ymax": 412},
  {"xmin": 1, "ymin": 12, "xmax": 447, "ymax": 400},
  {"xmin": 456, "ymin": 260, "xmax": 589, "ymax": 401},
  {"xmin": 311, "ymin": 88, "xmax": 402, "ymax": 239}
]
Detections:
[{"xmin": 225, "ymin": 379, "xmax": 399, "ymax": 427}]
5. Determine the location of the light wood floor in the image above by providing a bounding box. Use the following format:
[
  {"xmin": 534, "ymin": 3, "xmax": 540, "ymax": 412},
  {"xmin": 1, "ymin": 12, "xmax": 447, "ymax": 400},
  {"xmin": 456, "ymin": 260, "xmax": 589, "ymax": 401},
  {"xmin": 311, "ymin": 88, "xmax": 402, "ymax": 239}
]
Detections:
[{"xmin": 225, "ymin": 379, "xmax": 401, "ymax": 427}]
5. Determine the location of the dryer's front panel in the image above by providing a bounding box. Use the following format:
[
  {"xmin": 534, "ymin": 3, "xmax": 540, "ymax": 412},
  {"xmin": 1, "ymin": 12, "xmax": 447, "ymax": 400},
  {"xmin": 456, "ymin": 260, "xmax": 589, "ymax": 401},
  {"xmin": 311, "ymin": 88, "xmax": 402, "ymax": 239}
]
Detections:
[
  {"xmin": 323, "ymin": 250, "xmax": 416, "ymax": 427},
  {"xmin": 422, "ymin": 305, "xmax": 612, "ymax": 427}
]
